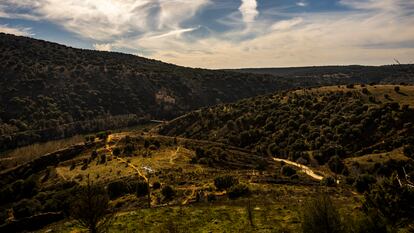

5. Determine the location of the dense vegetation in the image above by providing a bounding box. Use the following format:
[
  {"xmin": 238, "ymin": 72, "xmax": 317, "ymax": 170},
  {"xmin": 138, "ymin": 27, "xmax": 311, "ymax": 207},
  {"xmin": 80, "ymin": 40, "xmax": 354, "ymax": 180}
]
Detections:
[
  {"xmin": 235, "ymin": 65, "xmax": 414, "ymax": 85},
  {"xmin": 0, "ymin": 33, "xmax": 288, "ymax": 151},
  {"xmin": 2, "ymin": 33, "xmax": 414, "ymax": 151},
  {"xmin": 157, "ymin": 86, "xmax": 414, "ymax": 167}
]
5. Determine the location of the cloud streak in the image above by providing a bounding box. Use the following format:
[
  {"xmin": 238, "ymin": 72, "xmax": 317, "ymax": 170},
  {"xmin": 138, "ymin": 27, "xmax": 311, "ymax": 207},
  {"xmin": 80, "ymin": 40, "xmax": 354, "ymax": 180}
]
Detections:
[
  {"xmin": 1, "ymin": 0, "xmax": 413, "ymax": 68},
  {"xmin": 0, "ymin": 24, "xmax": 33, "ymax": 36}
]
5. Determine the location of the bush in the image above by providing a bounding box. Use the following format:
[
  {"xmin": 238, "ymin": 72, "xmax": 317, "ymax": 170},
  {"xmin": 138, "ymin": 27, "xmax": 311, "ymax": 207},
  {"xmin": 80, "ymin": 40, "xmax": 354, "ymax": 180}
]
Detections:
[
  {"xmin": 320, "ymin": 176, "xmax": 336, "ymax": 186},
  {"xmin": 403, "ymin": 145, "xmax": 414, "ymax": 159},
  {"xmin": 113, "ymin": 147, "xmax": 121, "ymax": 156},
  {"xmin": 152, "ymin": 182, "xmax": 161, "ymax": 189},
  {"xmin": 228, "ymin": 184, "xmax": 250, "ymax": 199},
  {"xmin": 12, "ymin": 198, "xmax": 41, "ymax": 219},
  {"xmin": 107, "ymin": 180, "xmax": 129, "ymax": 199},
  {"xmin": 214, "ymin": 175, "xmax": 239, "ymax": 190},
  {"xmin": 363, "ymin": 174, "xmax": 414, "ymax": 229},
  {"xmin": 161, "ymin": 185, "xmax": 175, "ymax": 200},
  {"xmin": 301, "ymin": 194, "xmax": 343, "ymax": 233},
  {"xmin": 71, "ymin": 180, "xmax": 114, "ymax": 233},
  {"xmin": 280, "ymin": 165, "xmax": 296, "ymax": 177},
  {"xmin": 354, "ymin": 174, "xmax": 376, "ymax": 193},
  {"xmin": 394, "ymin": 86, "xmax": 400, "ymax": 92},
  {"xmin": 130, "ymin": 181, "xmax": 148, "ymax": 197},
  {"xmin": 327, "ymin": 156, "xmax": 346, "ymax": 174}
]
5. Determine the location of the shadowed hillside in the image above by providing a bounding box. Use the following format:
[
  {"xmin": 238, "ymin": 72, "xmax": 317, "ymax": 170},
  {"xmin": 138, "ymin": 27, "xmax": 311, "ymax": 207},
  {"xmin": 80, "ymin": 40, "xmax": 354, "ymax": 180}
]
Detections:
[
  {"xmin": 1, "ymin": 33, "xmax": 414, "ymax": 152},
  {"xmin": 0, "ymin": 33, "xmax": 290, "ymax": 151},
  {"xmin": 157, "ymin": 84, "xmax": 414, "ymax": 166}
]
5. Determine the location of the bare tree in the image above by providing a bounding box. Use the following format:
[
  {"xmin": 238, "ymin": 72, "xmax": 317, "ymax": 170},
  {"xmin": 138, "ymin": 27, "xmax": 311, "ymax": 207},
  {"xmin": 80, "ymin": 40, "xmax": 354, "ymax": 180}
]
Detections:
[{"xmin": 70, "ymin": 178, "xmax": 114, "ymax": 233}]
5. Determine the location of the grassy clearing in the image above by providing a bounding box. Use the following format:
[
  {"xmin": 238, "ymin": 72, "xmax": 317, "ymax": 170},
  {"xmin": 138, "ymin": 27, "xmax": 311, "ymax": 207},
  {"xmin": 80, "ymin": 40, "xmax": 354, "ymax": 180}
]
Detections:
[
  {"xmin": 0, "ymin": 135, "xmax": 85, "ymax": 170},
  {"xmin": 344, "ymin": 147, "xmax": 410, "ymax": 171},
  {"xmin": 38, "ymin": 184, "xmax": 360, "ymax": 233}
]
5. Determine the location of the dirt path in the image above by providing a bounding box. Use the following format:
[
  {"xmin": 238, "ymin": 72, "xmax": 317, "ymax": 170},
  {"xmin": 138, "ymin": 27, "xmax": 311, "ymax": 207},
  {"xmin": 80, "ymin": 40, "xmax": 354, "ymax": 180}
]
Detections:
[
  {"xmin": 273, "ymin": 157, "xmax": 324, "ymax": 181},
  {"xmin": 106, "ymin": 134, "xmax": 148, "ymax": 181},
  {"xmin": 170, "ymin": 146, "xmax": 180, "ymax": 164}
]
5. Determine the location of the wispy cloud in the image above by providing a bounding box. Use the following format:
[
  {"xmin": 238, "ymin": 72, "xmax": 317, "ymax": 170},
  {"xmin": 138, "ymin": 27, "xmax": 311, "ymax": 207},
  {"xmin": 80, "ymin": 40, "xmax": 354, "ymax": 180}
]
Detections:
[
  {"xmin": 1, "ymin": 0, "xmax": 413, "ymax": 68},
  {"xmin": 0, "ymin": 24, "xmax": 33, "ymax": 36},
  {"xmin": 93, "ymin": 43, "xmax": 112, "ymax": 51}
]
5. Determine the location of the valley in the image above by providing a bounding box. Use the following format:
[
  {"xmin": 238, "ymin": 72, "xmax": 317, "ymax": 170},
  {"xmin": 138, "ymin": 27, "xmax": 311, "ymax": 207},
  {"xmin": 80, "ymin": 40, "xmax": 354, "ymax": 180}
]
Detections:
[
  {"xmin": 0, "ymin": 33, "xmax": 413, "ymax": 233},
  {"xmin": 0, "ymin": 84, "xmax": 413, "ymax": 232}
]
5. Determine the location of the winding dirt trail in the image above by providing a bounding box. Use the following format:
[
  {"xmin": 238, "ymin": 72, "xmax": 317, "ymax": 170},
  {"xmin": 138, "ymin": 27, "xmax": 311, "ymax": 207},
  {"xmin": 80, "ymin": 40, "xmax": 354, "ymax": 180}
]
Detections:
[
  {"xmin": 106, "ymin": 134, "xmax": 148, "ymax": 181},
  {"xmin": 273, "ymin": 157, "xmax": 324, "ymax": 181}
]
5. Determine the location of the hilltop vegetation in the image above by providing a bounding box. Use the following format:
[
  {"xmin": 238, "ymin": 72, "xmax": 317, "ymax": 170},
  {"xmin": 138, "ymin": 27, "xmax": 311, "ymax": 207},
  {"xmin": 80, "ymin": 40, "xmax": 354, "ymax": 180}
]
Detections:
[
  {"xmin": 157, "ymin": 84, "xmax": 414, "ymax": 172},
  {"xmin": 1, "ymin": 33, "xmax": 414, "ymax": 151},
  {"xmin": 235, "ymin": 65, "xmax": 414, "ymax": 84}
]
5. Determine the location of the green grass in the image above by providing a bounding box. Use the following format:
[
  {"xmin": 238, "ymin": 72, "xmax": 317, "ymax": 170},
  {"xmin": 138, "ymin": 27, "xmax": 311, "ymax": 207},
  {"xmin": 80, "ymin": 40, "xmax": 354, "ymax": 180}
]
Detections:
[{"xmin": 37, "ymin": 183, "xmax": 361, "ymax": 233}]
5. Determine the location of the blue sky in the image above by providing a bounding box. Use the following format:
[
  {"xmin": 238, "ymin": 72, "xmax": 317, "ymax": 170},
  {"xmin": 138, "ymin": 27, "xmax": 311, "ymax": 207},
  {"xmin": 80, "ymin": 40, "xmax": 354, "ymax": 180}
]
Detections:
[{"xmin": 1, "ymin": 0, "xmax": 413, "ymax": 68}]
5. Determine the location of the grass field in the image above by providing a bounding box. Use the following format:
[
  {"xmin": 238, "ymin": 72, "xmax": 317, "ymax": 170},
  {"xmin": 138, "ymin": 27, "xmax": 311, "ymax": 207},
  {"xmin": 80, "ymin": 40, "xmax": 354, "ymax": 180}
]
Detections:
[{"xmin": 37, "ymin": 184, "xmax": 360, "ymax": 233}]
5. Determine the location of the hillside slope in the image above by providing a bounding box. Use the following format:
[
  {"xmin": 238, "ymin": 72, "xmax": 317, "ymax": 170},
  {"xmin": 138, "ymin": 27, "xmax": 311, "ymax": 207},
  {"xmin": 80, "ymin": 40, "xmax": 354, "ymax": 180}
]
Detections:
[
  {"xmin": 1, "ymin": 33, "xmax": 414, "ymax": 151},
  {"xmin": 233, "ymin": 65, "xmax": 414, "ymax": 84},
  {"xmin": 0, "ymin": 33, "xmax": 289, "ymax": 150},
  {"xmin": 157, "ymin": 85, "xmax": 414, "ymax": 165}
]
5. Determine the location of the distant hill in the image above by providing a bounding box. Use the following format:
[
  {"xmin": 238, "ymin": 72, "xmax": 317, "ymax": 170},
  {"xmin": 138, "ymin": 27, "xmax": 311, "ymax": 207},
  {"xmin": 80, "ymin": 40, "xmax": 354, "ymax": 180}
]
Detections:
[
  {"xmin": 1, "ymin": 33, "xmax": 414, "ymax": 151},
  {"xmin": 156, "ymin": 84, "xmax": 414, "ymax": 166},
  {"xmin": 232, "ymin": 65, "xmax": 414, "ymax": 84}
]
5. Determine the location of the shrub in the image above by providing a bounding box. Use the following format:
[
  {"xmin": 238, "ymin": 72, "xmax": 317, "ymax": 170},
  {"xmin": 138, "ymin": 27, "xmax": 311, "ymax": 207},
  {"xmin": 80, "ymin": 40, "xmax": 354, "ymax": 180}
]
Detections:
[
  {"xmin": 100, "ymin": 154, "xmax": 106, "ymax": 164},
  {"xmin": 91, "ymin": 150, "xmax": 98, "ymax": 160},
  {"xmin": 131, "ymin": 181, "xmax": 148, "ymax": 197},
  {"xmin": 152, "ymin": 182, "xmax": 161, "ymax": 189},
  {"xmin": 280, "ymin": 165, "xmax": 296, "ymax": 177},
  {"xmin": 161, "ymin": 185, "xmax": 175, "ymax": 200},
  {"xmin": 12, "ymin": 198, "xmax": 41, "ymax": 219},
  {"xmin": 113, "ymin": 147, "xmax": 121, "ymax": 156},
  {"xmin": 320, "ymin": 176, "xmax": 336, "ymax": 186},
  {"xmin": 214, "ymin": 175, "xmax": 239, "ymax": 190},
  {"xmin": 301, "ymin": 194, "xmax": 343, "ymax": 233},
  {"xmin": 107, "ymin": 181, "xmax": 129, "ymax": 199},
  {"xmin": 403, "ymin": 145, "xmax": 414, "ymax": 159},
  {"xmin": 363, "ymin": 174, "xmax": 414, "ymax": 229},
  {"xmin": 71, "ymin": 180, "xmax": 114, "ymax": 233},
  {"xmin": 394, "ymin": 86, "xmax": 400, "ymax": 92},
  {"xmin": 228, "ymin": 184, "xmax": 250, "ymax": 199},
  {"xmin": 327, "ymin": 156, "xmax": 346, "ymax": 174},
  {"xmin": 354, "ymin": 174, "xmax": 376, "ymax": 193}
]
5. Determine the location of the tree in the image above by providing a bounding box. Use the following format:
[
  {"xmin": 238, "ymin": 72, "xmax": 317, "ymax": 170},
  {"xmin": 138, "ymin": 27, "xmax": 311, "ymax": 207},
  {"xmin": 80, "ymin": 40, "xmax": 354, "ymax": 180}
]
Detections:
[
  {"xmin": 161, "ymin": 185, "xmax": 175, "ymax": 200},
  {"xmin": 214, "ymin": 175, "xmax": 239, "ymax": 190},
  {"xmin": 70, "ymin": 179, "xmax": 114, "ymax": 233},
  {"xmin": 363, "ymin": 174, "xmax": 414, "ymax": 230},
  {"xmin": 301, "ymin": 193, "xmax": 343, "ymax": 233},
  {"xmin": 281, "ymin": 165, "xmax": 296, "ymax": 177},
  {"xmin": 394, "ymin": 86, "xmax": 400, "ymax": 92},
  {"xmin": 327, "ymin": 156, "xmax": 346, "ymax": 174}
]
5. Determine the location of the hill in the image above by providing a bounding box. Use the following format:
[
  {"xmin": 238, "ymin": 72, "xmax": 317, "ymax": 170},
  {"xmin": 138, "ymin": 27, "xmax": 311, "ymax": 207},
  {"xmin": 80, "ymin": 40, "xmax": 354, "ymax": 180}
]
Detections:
[
  {"xmin": 233, "ymin": 65, "xmax": 414, "ymax": 84},
  {"xmin": 0, "ymin": 33, "xmax": 289, "ymax": 151},
  {"xmin": 2, "ymin": 33, "xmax": 414, "ymax": 151},
  {"xmin": 156, "ymin": 84, "xmax": 414, "ymax": 169},
  {"xmin": 0, "ymin": 86, "xmax": 412, "ymax": 232}
]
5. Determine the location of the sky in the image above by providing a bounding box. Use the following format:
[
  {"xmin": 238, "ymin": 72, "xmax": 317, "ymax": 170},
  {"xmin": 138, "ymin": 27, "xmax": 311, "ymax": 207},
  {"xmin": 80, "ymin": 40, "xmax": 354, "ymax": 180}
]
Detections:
[{"xmin": 0, "ymin": 0, "xmax": 414, "ymax": 69}]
